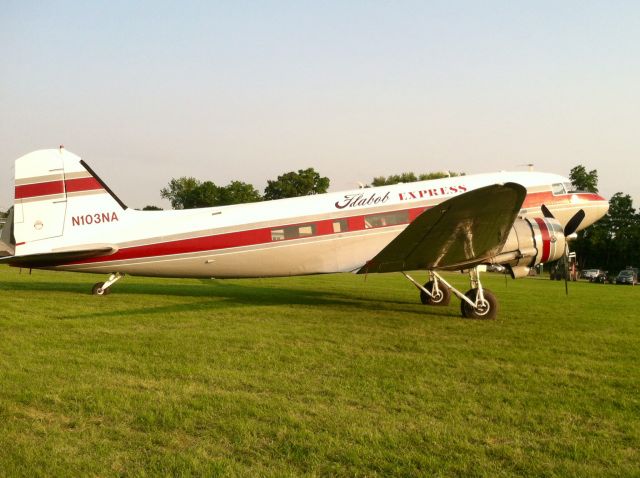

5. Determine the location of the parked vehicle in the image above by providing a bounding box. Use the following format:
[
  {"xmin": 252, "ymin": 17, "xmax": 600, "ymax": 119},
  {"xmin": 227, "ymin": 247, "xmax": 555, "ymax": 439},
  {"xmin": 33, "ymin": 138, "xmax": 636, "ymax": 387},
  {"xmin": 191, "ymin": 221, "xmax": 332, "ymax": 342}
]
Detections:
[
  {"xmin": 615, "ymin": 269, "xmax": 638, "ymax": 285},
  {"xmin": 592, "ymin": 271, "xmax": 609, "ymax": 284},
  {"xmin": 581, "ymin": 269, "xmax": 601, "ymax": 280}
]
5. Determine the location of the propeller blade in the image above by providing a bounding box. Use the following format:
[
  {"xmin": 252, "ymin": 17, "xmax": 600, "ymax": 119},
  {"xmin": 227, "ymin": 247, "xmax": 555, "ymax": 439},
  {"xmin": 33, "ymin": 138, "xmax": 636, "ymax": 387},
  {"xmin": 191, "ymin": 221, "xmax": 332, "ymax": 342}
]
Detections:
[
  {"xmin": 564, "ymin": 209, "xmax": 586, "ymax": 236},
  {"xmin": 541, "ymin": 204, "xmax": 555, "ymax": 219}
]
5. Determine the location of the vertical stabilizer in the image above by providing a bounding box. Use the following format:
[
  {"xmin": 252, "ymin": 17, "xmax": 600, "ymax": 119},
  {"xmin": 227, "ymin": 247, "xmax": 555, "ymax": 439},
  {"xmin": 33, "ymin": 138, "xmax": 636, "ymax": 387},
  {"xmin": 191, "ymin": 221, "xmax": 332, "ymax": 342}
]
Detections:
[{"xmin": 12, "ymin": 148, "xmax": 127, "ymax": 252}]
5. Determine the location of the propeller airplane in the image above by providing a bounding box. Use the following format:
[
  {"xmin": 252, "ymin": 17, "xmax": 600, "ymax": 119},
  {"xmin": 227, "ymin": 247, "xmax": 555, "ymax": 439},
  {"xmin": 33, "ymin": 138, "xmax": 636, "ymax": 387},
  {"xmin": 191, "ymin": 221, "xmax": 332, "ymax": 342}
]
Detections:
[{"xmin": 0, "ymin": 148, "xmax": 609, "ymax": 319}]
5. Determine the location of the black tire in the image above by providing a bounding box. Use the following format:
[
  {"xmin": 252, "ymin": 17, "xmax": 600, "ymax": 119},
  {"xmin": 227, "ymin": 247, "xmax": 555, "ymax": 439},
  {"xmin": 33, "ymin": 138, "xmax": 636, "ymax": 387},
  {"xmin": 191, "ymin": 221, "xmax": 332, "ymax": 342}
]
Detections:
[
  {"xmin": 460, "ymin": 288, "xmax": 498, "ymax": 320},
  {"xmin": 92, "ymin": 282, "xmax": 110, "ymax": 296},
  {"xmin": 420, "ymin": 280, "xmax": 451, "ymax": 306}
]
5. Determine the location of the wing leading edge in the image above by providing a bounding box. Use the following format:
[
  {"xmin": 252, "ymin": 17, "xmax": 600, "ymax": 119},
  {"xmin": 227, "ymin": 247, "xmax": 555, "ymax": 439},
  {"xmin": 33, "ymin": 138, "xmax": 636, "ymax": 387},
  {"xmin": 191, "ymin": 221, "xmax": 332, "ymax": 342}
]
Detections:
[{"xmin": 358, "ymin": 182, "xmax": 527, "ymax": 274}]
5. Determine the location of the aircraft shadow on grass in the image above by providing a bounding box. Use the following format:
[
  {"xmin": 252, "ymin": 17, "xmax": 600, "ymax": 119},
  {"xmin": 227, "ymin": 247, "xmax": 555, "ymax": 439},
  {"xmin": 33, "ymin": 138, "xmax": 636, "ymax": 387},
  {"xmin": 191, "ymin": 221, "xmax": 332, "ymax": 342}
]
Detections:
[{"xmin": 0, "ymin": 278, "xmax": 458, "ymax": 320}]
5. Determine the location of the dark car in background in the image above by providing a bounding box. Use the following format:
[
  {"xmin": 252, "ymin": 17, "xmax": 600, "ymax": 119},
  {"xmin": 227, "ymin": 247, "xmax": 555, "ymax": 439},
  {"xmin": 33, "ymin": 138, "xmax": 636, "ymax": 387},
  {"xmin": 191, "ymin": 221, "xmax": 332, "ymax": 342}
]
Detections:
[
  {"xmin": 592, "ymin": 271, "xmax": 610, "ymax": 284},
  {"xmin": 615, "ymin": 269, "xmax": 638, "ymax": 285}
]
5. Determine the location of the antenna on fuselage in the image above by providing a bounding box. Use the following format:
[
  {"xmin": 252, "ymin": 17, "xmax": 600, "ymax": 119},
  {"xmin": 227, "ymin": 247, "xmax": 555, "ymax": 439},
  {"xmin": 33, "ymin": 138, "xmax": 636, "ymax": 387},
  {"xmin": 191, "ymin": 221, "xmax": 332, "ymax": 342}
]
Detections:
[{"xmin": 517, "ymin": 163, "xmax": 535, "ymax": 172}]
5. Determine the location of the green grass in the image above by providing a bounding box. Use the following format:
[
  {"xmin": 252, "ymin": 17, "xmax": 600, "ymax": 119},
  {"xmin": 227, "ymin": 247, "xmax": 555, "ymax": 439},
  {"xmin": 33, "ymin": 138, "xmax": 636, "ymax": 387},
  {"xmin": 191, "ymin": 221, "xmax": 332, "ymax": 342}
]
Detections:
[{"xmin": 0, "ymin": 266, "xmax": 638, "ymax": 477}]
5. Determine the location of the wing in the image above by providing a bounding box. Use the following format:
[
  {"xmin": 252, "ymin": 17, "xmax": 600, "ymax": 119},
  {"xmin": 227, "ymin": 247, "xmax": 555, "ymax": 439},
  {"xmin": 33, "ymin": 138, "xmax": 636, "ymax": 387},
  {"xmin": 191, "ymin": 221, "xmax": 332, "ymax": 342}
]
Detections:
[
  {"xmin": 358, "ymin": 182, "xmax": 526, "ymax": 274},
  {"xmin": 0, "ymin": 245, "xmax": 117, "ymax": 268}
]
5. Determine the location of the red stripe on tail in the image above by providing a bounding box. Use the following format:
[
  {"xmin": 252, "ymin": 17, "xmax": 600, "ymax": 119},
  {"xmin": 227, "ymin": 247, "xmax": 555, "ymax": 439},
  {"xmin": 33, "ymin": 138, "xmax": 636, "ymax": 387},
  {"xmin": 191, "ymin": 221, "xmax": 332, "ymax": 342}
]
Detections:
[
  {"xmin": 15, "ymin": 180, "xmax": 64, "ymax": 199},
  {"xmin": 65, "ymin": 177, "xmax": 104, "ymax": 193}
]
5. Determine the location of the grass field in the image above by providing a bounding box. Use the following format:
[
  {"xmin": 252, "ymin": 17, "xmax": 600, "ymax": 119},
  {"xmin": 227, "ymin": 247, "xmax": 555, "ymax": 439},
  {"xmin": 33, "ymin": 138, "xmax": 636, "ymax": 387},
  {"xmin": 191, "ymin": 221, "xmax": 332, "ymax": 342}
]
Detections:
[{"xmin": 0, "ymin": 265, "xmax": 638, "ymax": 477}]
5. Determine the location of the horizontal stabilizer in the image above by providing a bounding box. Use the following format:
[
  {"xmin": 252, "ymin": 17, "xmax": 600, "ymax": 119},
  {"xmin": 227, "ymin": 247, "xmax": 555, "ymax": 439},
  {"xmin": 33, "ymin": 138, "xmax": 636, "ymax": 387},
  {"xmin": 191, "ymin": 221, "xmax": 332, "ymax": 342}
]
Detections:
[
  {"xmin": 358, "ymin": 182, "xmax": 526, "ymax": 273},
  {"xmin": 0, "ymin": 245, "xmax": 117, "ymax": 268}
]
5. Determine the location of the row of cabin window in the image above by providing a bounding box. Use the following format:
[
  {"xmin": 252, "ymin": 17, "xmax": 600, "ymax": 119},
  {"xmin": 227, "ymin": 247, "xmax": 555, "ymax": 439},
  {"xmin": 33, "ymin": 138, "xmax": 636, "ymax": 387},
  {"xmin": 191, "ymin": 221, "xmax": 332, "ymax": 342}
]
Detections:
[{"xmin": 270, "ymin": 210, "xmax": 410, "ymax": 241}]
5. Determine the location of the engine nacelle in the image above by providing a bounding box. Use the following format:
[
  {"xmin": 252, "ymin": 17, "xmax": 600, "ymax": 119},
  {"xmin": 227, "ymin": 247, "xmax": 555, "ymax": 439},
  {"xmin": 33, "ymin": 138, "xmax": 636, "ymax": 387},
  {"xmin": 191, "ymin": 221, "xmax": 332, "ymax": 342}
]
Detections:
[{"xmin": 491, "ymin": 217, "xmax": 566, "ymax": 277}]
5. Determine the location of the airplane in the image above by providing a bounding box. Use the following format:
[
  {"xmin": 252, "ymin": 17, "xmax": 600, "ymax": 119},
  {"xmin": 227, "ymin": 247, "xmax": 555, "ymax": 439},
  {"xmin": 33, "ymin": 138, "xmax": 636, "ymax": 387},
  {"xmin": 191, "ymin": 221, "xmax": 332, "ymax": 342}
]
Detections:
[{"xmin": 0, "ymin": 147, "xmax": 609, "ymax": 319}]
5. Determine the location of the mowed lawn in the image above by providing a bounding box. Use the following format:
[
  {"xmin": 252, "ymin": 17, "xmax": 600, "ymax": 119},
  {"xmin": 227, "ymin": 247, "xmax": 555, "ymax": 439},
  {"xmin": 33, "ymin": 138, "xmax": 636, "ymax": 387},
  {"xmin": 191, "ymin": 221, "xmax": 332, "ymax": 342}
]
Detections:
[{"xmin": 0, "ymin": 265, "xmax": 638, "ymax": 477}]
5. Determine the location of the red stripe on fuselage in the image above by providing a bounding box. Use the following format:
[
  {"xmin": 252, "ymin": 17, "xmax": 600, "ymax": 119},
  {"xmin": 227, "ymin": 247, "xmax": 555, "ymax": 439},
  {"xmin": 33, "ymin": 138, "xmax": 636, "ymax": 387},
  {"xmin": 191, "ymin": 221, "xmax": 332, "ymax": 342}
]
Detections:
[
  {"xmin": 15, "ymin": 180, "xmax": 64, "ymax": 199},
  {"xmin": 70, "ymin": 206, "xmax": 429, "ymax": 266},
  {"xmin": 534, "ymin": 218, "xmax": 551, "ymax": 263},
  {"xmin": 522, "ymin": 191, "xmax": 605, "ymax": 209},
  {"xmin": 66, "ymin": 190, "xmax": 597, "ymax": 268}
]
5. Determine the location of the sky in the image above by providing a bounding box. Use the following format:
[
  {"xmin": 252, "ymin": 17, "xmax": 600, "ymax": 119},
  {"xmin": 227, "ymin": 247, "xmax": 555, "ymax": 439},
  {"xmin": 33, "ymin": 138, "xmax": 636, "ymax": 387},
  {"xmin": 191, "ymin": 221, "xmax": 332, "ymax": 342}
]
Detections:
[{"xmin": 1, "ymin": 1, "xmax": 639, "ymax": 210}]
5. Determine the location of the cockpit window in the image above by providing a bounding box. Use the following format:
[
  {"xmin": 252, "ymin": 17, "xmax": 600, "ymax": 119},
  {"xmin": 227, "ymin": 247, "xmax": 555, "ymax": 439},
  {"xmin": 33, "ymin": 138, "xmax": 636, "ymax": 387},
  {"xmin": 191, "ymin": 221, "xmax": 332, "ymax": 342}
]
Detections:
[
  {"xmin": 552, "ymin": 183, "xmax": 566, "ymax": 195},
  {"xmin": 564, "ymin": 182, "xmax": 577, "ymax": 193}
]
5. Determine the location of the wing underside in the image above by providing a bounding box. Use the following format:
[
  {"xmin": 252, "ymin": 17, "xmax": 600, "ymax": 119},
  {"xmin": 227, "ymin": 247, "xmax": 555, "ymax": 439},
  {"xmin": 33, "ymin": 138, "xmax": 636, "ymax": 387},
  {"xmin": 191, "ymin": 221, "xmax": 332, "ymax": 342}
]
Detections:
[{"xmin": 358, "ymin": 182, "xmax": 527, "ymax": 274}]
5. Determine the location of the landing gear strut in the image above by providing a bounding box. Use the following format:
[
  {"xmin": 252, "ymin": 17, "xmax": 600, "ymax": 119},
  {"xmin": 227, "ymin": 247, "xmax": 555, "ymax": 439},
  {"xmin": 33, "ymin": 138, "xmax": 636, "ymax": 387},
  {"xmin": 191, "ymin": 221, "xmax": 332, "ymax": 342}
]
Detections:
[
  {"xmin": 403, "ymin": 266, "xmax": 498, "ymax": 319},
  {"xmin": 405, "ymin": 271, "xmax": 451, "ymax": 306},
  {"xmin": 92, "ymin": 272, "xmax": 124, "ymax": 296}
]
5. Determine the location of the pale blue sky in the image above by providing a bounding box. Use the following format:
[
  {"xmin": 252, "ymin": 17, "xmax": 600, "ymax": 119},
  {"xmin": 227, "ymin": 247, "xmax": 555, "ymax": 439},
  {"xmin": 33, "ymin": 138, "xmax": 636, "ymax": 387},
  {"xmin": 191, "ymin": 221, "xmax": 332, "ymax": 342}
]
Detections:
[{"xmin": 1, "ymin": 1, "xmax": 639, "ymax": 209}]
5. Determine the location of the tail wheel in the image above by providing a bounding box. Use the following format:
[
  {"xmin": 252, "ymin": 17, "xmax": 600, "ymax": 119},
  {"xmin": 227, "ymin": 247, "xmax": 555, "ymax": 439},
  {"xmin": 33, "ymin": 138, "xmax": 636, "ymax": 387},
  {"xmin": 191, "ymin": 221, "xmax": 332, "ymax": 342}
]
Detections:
[
  {"xmin": 460, "ymin": 289, "xmax": 498, "ymax": 320},
  {"xmin": 92, "ymin": 282, "xmax": 111, "ymax": 296},
  {"xmin": 420, "ymin": 280, "xmax": 451, "ymax": 306}
]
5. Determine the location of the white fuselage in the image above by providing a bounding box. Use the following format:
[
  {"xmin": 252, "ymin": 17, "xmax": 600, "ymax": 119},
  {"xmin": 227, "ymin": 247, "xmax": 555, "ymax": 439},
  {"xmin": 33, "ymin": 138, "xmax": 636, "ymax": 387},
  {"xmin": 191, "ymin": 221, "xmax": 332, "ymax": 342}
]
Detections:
[{"xmin": 34, "ymin": 171, "xmax": 607, "ymax": 278}]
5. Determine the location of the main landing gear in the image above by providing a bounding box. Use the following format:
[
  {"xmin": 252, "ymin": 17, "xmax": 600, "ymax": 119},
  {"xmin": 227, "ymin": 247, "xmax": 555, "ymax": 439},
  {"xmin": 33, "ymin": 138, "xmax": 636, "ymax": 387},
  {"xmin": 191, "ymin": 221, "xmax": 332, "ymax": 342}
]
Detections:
[
  {"xmin": 403, "ymin": 267, "xmax": 498, "ymax": 319},
  {"xmin": 92, "ymin": 272, "xmax": 124, "ymax": 296}
]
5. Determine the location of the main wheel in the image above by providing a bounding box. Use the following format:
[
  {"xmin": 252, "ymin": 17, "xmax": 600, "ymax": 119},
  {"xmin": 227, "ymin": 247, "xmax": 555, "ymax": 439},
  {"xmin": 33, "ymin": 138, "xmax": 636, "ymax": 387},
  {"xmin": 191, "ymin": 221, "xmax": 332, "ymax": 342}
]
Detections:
[
  {"xmin": 460, "ymin": 288, "xmax": 498, "ymax": 320},
  {"xmin": 420, "ymin": 280, "xmax": 451, "ymax": 306},
  {"xmin": 92, "ymin": 282, "xmax": 111, "ymax": 296}
]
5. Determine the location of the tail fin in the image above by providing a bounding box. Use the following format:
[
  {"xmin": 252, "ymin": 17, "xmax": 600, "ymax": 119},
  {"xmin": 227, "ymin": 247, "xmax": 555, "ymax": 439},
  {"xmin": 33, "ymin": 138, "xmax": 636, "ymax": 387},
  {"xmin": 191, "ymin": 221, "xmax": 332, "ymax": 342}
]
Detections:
[{"xmin": 12, "ymin": 148, "xmax": 127, "ymax": 251}]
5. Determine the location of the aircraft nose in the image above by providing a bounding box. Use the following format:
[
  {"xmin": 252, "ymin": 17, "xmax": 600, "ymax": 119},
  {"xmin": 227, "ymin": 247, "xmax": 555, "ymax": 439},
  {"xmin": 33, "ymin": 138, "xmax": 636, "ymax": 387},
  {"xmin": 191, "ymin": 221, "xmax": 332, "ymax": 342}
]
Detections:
[{"xmin": 579, "ymin": 194, "xmax": 609, "ymax": 230}]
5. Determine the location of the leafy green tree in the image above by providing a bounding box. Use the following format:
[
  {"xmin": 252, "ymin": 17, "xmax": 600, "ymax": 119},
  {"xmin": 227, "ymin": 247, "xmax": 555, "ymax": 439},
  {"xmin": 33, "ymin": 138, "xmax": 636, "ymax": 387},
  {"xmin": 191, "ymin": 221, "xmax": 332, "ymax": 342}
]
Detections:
[
  {"xmin": 142, "ymin": 205, "xmax": 163, "ymax": 211},
  {"xmin": 371, "ymin": 171, "xmax": 463, "ymax": 186},
  {"xmin": 419, "ymin": 171, "xmax": 464, "ymax": 180},
  {"xmin": 161, "ymin": 177, "xmax": 263, "ymax": 209},
  {"xmin": 160, "ymin": 177, "xmax": 209, "ymax": 209},
  {"xmin": 569, "ymin": 165, "xmax": 598, "ymax": 193},
  {"xmin": 218, "ymin": 181, "xmax": 262, "ymax": 206},
  {"xmin": 264, "ymin": 168, "xmax": 330, "ymax": 200},
  {"xmin": 372, "ymin": 172, "xmax": 417, "ymax": 187}
]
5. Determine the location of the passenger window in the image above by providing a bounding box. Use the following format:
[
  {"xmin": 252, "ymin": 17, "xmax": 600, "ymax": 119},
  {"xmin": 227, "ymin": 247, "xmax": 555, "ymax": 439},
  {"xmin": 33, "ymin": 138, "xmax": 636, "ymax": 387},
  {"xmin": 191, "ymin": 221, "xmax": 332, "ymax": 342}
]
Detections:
[
  {"xmin": 271, "ymin": 223, "xmax": 317, "ymax": 241},
  {"xmin": 332, "ymin": 219, "xmax": 349, "ymax": 233},
  {"xmin": 552, "ymin": 183, "xmax": 566, "ymax": 195},
  {"xmin": 364, "ymin": 210, "xmax": 410, "ymax": 229}
]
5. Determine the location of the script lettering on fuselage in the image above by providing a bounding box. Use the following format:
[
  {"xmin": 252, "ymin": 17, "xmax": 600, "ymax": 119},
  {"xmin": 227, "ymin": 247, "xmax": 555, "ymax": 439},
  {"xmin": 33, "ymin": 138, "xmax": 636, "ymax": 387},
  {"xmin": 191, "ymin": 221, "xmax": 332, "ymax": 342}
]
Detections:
[
  {"xmin": 335, "ymin": 192, "xmax": 391, "ymax": 209},
  {"xmin": 71, "ymin": 212, "xmax": 119, "ymax": 227},
  {"xmin": 398, "ymin": 185, "xmax": 468, "ymax": 201}
]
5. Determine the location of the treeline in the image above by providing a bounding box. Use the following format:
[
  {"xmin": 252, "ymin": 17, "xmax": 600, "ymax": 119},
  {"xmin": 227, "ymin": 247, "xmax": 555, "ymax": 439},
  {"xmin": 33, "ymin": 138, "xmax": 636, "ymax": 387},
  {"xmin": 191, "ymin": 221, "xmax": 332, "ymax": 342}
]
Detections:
[
  {"xmin": 157, "ymin": 168, "xmax": 330, "ymax": 210},
  {"xmin": 569, "ymin": 166, "xmax": 640, "ymax": 272},
  {"xmin": 155, "ymin": 169, "xmax": 460, "ymax": 210},
  {"xmin": 371, "ymin": 171, "xmax": 464, "ymax": 186}
]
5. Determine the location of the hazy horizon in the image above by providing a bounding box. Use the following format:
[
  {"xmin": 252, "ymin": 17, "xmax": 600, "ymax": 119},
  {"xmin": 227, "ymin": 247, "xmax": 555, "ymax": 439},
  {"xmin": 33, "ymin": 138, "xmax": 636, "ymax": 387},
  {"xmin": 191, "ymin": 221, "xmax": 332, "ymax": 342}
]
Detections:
[{"xmin": 2, "ymin": 1, "xmax": 639, "ymax": 210}]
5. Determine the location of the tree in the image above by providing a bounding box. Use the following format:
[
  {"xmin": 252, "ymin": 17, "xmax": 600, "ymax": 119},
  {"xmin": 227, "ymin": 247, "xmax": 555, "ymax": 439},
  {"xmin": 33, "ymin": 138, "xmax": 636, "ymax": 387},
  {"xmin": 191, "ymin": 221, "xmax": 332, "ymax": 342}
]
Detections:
[
  {"xmin": 371, "ymin": 171, "xmax": 464, "ymax": 186},
  {"xmin": 372, "ymin": 172, "xmax": 417, "ymax": 187},
  {"xmin": 142, "ymin": 205, "xmax": 163, "ymax": 211},
  {"xmin": 264, "ymin": 168, "xmax": 330, "ymax": 200},
  {"xmin": 569, "ymin": 165, "xmax": 598, "ymax": 193},
  {"xmin": 161, "ymin": 177, "xmax": 262, "ymax": 209},
  {"xmin": 218, "ymin": 181, "xmax": 262, "ymax": 206},
  {"xmin": 160, "ymin": 177, "xmax": 212, "ymax": 209}
]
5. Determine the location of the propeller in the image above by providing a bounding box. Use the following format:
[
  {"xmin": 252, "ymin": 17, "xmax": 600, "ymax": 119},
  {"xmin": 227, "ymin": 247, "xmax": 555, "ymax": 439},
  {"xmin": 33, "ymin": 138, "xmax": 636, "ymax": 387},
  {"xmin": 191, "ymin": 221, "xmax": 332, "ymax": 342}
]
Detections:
[
  {"xmin": 564, "ymin": 209, "xmax": 586, "ymax": 237},
  {"xmin": 541, "ymin": 205, "xmax": 586, "ymax": 295}
]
